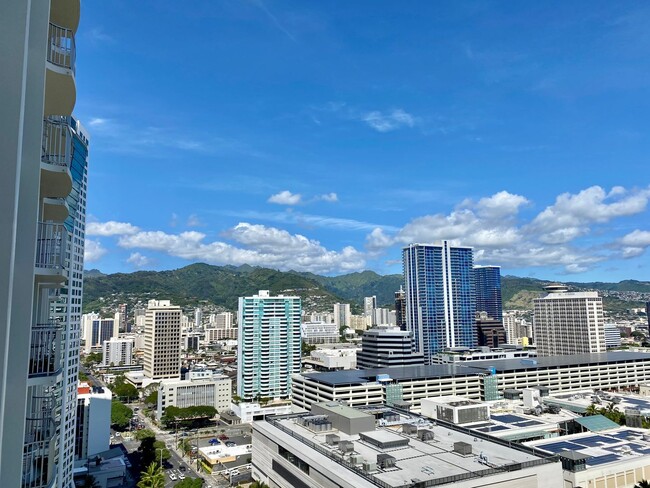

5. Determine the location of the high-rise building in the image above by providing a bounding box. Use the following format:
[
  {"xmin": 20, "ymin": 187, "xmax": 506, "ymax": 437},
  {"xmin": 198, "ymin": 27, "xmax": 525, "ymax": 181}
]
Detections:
[
  {"xmin": 357, "ymin": 325, "xmax": 424, "ymax": 369},
  {"xmin": 102, "ymin": 338, "xmax": 134, "ymax": 367},
  {"xmin": 604, "ymin": 324, "xmax": 622, "ymax": 349},
  {"xmin": 363, "ymin": 296, "xmax": 377, "ymax": 316},
  {"xmin": 0, "ymin": 2, "xmax": 85, "ymax": 486},
  {"xmin": 533, "ymin": 284, "xmax": 605, "ymax": 356},
  {"xmin": 395, "ymin": 286, "xmax": 406, "ymax": 330},
  {"xmin": 115, "ymin": 303, "xmax": 128, "ymax": 332},
  {"xmin": 333, "ymin": 303, "xmax": 351, "ymax": 328},
  {"xmin": 473, "ymin": 265, "xmax": 503, "ymax": 322},
  {"xmin": 237, "ymin": 290, "xmax": 301, "ymax": 401},
  {"xmin": 194, "ymin": 307, "xmax": 202, "ymax": 329},
  {"xmin": 403, "ymin": 242, "xmax": 477, "ymax": 363},
  {"xmin": 83, "ymin": 316, "xmax": 116, "ymax": 353},
  {"xmin": 143, "ymin": 300, "xmax": 182, "ymax": 380},
  {"xmin": 646, "ymin": 301, "xmax": 650, "ymax": 330},
  {"xmin": 476, "ymin": 314, "xmax": 507, "ymax": 348}
]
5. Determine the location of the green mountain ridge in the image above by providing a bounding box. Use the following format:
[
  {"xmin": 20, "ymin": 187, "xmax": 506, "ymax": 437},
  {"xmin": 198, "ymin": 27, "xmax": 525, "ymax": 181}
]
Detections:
[{"xmin": 83, "ymin": 264, "xmax": 649, "ymax": 314}]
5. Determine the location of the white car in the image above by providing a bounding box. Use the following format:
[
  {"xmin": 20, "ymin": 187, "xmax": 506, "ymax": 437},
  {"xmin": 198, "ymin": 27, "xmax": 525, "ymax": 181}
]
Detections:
[
  {"xmin": 178, "ymin": 473, "xmax": 185, "ymax": 480},
  {"xmin": 169, "ymin": 473, "xmax": 177, "ymax": 481}
]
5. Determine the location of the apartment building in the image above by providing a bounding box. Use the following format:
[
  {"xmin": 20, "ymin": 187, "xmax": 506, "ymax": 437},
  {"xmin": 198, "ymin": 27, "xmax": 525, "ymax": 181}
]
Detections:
[{"xmin": 0, "ymin": 2, "xmax": 86, "ymax": 487}]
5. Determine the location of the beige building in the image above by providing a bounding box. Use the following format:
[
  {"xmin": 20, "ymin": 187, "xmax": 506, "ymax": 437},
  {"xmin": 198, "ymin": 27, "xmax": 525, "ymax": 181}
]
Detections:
[
  {"xmin": 156, "ymin": 371, "xmax": 231, "ymax": 420},
  {"xmin": 143, "ymin": 300, "xmax": 182, "ymax": 380},
  {"xmin": 534, "ymin": 284, "xmax": 605, "ymax": 356}
]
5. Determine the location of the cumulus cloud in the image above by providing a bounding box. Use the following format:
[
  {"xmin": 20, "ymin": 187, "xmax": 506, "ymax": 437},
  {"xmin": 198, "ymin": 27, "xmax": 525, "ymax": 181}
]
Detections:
[
  {"xmin": 528, "ymin": 185, "xmax": 650, "ymax": 244},
  {"xmin": 268, "ymin": 190, "xmax": 302, "ymax": 205},
  {"xmin": 365, "ymin": 186, "xmax": 648, "ymax": 274},
  {"xmin": 117, "ymin": 223, "xmax": 365, "ymax": 274},
  {"xmin": 362, "ymin": 109, "xmax": 416, "ymax": 132},
  {"xmin": 87, "ymin": 221, "xmax": 140, "ymax": 236},
  {"xmin": 84, "ymin": 239, "xmax": 107, "ymax": 262},
  {"xmin": 126, "ymin": 252, "xmax": 151, "ymax": 268},
  {"xmin": 618, "ymin": 229, "xmax": 650, "ymax": 258}
]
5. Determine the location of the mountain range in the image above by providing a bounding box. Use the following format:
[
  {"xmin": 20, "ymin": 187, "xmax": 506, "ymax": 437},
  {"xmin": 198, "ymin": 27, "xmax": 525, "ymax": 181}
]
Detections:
[{"xmin": 82, "ymin": 263, "xmax": 650, "ymax": 315}]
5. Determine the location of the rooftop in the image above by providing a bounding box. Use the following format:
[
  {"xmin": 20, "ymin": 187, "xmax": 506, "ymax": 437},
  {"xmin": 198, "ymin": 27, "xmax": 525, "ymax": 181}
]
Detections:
[
  {"xmin": 259, "ymin": 408, "xmax": 557, "ymax": 487},
  {"xmin": 300, "ymin": 352, "xmax": 650, "ymax": 385}
]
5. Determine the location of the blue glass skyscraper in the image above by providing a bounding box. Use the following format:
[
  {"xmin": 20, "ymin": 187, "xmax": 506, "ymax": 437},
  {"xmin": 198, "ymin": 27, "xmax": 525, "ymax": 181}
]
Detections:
[
  {"xmin": 403, "ymin": 242, "xmax": 476, "ymax": 363},
  {"xmin": 473, "ymin": 265, "xmax": 503, "ymax": 322}
]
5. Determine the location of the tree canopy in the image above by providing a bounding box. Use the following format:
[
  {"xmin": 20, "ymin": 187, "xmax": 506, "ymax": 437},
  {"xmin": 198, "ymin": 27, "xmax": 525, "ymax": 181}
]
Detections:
[
  {"xmin": 111, "ymin": 400, "xmax": 133, "ymax": 431},
  {"xmin": 161, "ymin": 405, "xmax": 217, "ymax": 428},
  {"xmin": 112, "ymin": 375, "xmax": 139, "ymax": 402},
  {"xmin": 174, "ymin": 479, "xmax": 204, "ymax": 488},
  {"xmin": 137, "ymin": 463, "xmax": 165, "ymax": 488}
]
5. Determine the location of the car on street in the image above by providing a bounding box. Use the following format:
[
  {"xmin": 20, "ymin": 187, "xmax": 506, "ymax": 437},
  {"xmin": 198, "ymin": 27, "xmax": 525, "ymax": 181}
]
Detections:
[
  {"xmin": 218, "ymin": 434, "xmax": 229, "ymax": 441},
  {"xmin": 179, "ymin": 466, "xmax": 186, "ymax": 472},
  {"xmin": 225, "ymin": 441, "xmax": 235, "ymax": 447},
  {"xmin": 209, "ymin": 438, "xmax": 220, "ymax": 445},
  {"xmin": 169, "ymin": 473, "xmax": 177, "ymax": 481}
]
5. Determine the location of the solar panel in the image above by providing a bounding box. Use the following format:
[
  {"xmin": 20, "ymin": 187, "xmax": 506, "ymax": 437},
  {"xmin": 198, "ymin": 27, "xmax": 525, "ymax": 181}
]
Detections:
[
  {"xmin": 537, "ymin": 441, "xmax": 582, "ymax": 453},
  {"xmin": 477, "ymin": 425, "xmax": 509, "ymax": 432},
  {"xmin": 611, "ymin": 431, "xmax": 637, "ymax": 440},
  {"xmin": 515, "ymin": 420, "xmax": 543, "ymax": 427},
  {"xmin": 468, "ymin": 422, "xmax": 493, "ymax": 429},
  {"xmin": 575, "ymin": 435, "xmax": 618, "ymax": 447},
  {"xmin": 587, "ymin": 454, "xmax": 621, "ymax": 466},
  {"xmin": 492, "ymin": 414, "xmax": 525, "ymax": 423}
]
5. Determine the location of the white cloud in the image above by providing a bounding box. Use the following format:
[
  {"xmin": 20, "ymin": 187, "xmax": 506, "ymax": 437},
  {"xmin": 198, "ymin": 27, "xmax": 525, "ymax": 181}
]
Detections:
[
  {"xmin": 88, "ymin": 117, "xmax": 109, "ymax": 128},
  {"xmin": 362, "ymin": 109, "xmax": 416, "ymax": 132},
  {"xmin": 365, "ymin": 186, "xmax": 649, "ymax": 274},
  {"xmin": 528, "ymin": 185, "xmax": 650, "ymax": 244},
  {"xmin": 126, "ymin": 252, "xmax": 151, "ymax": 268},
  {"xmin": 117, "ymin": 223, "xmax": 365, "ymax": 274},
  {"xmin": 86, "ymin": 221, "xmax": 140, "ymax": 236},
  {"xmin": 268, "ymin": 190, "xmax": 302, "ymax": 205},
  {"xmin": 618, "ymin": 229, "xmax": 650, "ymax": 258},
  {"xmin": 318, "ymin": 192, "xmax": 338, "ymax": 202},
  {"xmin": 84, "ymin": 239, "xmax": 107, "ymax": 262}
]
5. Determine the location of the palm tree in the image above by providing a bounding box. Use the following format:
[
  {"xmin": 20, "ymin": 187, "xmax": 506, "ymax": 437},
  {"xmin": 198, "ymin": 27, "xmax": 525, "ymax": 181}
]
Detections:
[
  {"xmin": 251, "ymin": 481, "xmax": 271, "ymax": 488},
  {"xmin": 585, "ymin": 403, "xmax": 599, "ymax": 416},
  {"xmin": 635, "ymin": 480, "xmax": 650, "ymax": 488},
  {"xmin": 80, "ymin": 475, "xmax": 100, "ymax": 488},
  {"xmin": 177, "ymin": 437, "xmax": 193, "ymax": 457},
  {"xmin": 137, "ymin": 462, "xmax": 165, "ymax": 488}
]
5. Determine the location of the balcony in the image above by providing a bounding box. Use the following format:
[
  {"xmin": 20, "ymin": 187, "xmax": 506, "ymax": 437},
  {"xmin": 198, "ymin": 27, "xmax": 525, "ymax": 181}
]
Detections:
[
  {"xmin": 41, "ymin": 197, "xmax": 69, "ymax": 223},
  {"xmin": 44, "ymin": 23, "xmax": 76, "ymax": 116},
  {"xmin": 24, "ymin": 396, "xmax": 56, "ymax": 445},
  {"xmin": 40, "ymin": 116, "xmax": 73, "ymax": 197},
  {"xmin": 28, "ymin": 325, "xmax": 62, "ymax": 379},
  {"xmin": 34, "ymin": 223, "xmax": 67, "ymax": 283},
  {"xmin": 50, "ymin": 0, "xmax": 81, "ymax": 33}
]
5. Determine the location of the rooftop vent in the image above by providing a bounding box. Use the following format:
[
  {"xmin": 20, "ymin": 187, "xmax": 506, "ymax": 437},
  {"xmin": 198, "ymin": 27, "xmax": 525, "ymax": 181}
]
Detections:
[
  {"xmin": 454, "ymin": 441, "xmax": 472, "ymax": 456},
  {"xmin": 377, "ymin": 454, "xmax": 396, "ymax": 469},
  {"xmin": 339, "ymin": 440, "xmax": 354, "ymax": 453},
  {"xmin": 403, "ymin": 424, "xmax": 418, "ymax": 435},
  {"xmin": 418, "ymin": 429, "xmax": 435, "ymax": 442},
  {"xmin": 325, "ymin": 434, "xmax": 340, "ymax": 446}
]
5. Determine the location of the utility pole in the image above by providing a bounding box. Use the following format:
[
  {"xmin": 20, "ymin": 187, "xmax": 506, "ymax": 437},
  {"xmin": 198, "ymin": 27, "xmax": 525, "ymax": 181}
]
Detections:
[{"xmin": 156, "ymin": 447, "xmax": 165, "ymax": 468}]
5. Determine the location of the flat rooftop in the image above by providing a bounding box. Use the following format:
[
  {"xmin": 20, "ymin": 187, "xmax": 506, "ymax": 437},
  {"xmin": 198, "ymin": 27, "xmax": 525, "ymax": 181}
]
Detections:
[
  {"xmin": 526, "ymin": 427, "xmax": 650, "ymax": 468},
  {"xmin": 261, "ymin": 409, "xmax": 555, "ymax": 487},
  {"xmin": 300, "ymin": 352, "xmax": 650, "ymax": 385}
]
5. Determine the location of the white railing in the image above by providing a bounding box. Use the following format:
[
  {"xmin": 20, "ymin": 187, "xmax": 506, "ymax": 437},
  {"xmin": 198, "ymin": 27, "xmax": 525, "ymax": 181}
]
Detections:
[
  {"xmin": 47, "ymin": 23, "xmax": 75, "ymax": 73},
  {"xmin": 35, "ymin": 222, "xmax": 67, "ymax": 270},
  {"xmin": 41, "ymin": 116, "xmax": 73, "ymax": 168}
]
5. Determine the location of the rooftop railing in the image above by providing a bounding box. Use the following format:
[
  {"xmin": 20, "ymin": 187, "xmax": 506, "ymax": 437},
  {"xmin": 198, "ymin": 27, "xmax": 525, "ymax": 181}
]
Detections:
[{"xmin": 47, "ymin": 23, "xmax": 75, "ymax": 73}]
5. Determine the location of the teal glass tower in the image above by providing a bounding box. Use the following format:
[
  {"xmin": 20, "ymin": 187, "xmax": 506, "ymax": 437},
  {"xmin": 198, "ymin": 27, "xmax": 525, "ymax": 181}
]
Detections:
[
  {"xmin": 403, "ymin": 242, "xmax": 476, "ymax": 364},
  {"xmin": 237, "ymin": 291, "xmax": 301, "ymax": 401}
]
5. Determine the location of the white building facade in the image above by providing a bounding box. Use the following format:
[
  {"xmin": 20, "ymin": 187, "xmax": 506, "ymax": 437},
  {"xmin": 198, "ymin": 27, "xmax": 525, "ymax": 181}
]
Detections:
[
  {"xmin": 156, "ymin": 374, "xmax": 231, "ymax": 420},
  {"xmin": 101, "ymin": 338, "xmax": 134, "ymax": 367},
  {"xmin": 74, "ymin": 383, "xmax": 112, "ymax": 460}
]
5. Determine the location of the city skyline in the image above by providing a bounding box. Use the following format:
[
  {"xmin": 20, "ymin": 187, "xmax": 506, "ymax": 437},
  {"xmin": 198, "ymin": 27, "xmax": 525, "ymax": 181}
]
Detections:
[{"xmin": 77, "ymin": 1, "xmax": 650, "ymax": 281}]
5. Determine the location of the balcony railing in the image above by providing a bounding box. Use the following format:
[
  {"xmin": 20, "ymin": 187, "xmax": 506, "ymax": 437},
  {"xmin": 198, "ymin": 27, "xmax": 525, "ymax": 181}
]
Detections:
[
  {"xmin": 35, "ymin": 222, "xmax": 67, "ymax": 271},
  {"xmin": 24, "ymin": 395, "xmax": 56, "ymax": 445},
  {"xmin": 28, "ymin": 325, "xmax": 62, "ymax": 378},
  {"xmin": 41, "ymin": 116, "xmax": 73, "ymax": 168},
  {"xmin": 47, "ymin": 23, "xmax": 75, "ymax": 73}
]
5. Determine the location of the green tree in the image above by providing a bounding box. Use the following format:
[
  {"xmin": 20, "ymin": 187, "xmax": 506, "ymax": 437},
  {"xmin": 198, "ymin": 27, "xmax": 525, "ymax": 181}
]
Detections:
[
  {"xmin": 112, "ymin": 380, "xmax": 138, "ymax": 402},
  {"xmin": 585, "ymin": 403, "xmax": 599, "ymax": 416},
  {"xmin": 134, "ymin": 428, "xmax": 156, "ymax": 441},
  {"xmin": 137, "ymin": 463, "xmax": 165, "ymax": 488},
  {"xmin": 250, "ymin": 481, "xmax": 270, "ymax": 488},
  {"xmin": 177, "ymin": 438, "xmax": 193, "ymax": 457},
  {"xmin": 144, "ymin": 390, "xmax": 158, "ymax": 407},
  {"xmin": 83, "ymin": 352, "xmax": 103, "ymax": 367},
  {"xmin": 301, "ymin": 341, "xmax": 316, "ymax": 356},
  {"xmin": 111, "ymin": 400, "xmax": 133, "ymax": 431}
]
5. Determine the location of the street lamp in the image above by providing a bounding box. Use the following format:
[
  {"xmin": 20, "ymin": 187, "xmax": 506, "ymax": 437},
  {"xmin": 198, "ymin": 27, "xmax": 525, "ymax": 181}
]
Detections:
[{"xmin": 156, "ymin": 447, "xmax": 165, "ymax": 468}]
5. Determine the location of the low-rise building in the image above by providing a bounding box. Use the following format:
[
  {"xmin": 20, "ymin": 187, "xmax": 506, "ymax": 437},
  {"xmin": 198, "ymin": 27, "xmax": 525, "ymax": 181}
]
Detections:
[
  {"xmin": 156, "ymin": 373, "xmax": 231, "ymax": 420},
  {"xmin": 292, "ymin": 352, "xmax": 650, "ymax": 412},
  {"xmin": 301, "ymin": 321, "xmax": 339, "ymax": 344},
  {"xmin": 101, "ymin": 337, "xmax": 134, "ymax": 367},
  {"xmin": 252, "ymin": 402, "xmax": 564, "ymax": 488},
  {"xmin": 75, "ymin": 383, "xmax": 112, "ymax": 460},
  {"xmin": 231, "ymin": 400, "xmax": 294, "ymax": 423},
  {"xmin": 303, "ymin": 345, "xmax": 359, "ymax": 371}
]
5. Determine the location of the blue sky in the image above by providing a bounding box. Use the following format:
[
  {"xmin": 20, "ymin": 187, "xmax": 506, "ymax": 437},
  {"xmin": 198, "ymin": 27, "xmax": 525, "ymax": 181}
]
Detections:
[{"xmin": 77, "ymin": 1, "xmax": 650, "ymax": 280}]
